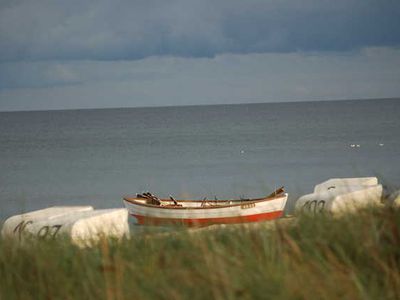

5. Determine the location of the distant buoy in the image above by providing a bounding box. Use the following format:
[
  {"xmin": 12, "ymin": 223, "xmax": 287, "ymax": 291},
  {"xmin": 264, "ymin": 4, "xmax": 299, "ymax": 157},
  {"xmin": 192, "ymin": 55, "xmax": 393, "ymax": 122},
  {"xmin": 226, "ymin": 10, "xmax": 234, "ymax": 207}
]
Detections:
[
  {"xmin": 379, "ymin": 143, "xmax": 384, "ymax": 146},
  {"xmin": 240, "ymin": 150, "xmax": 245, "ymax": 154}
]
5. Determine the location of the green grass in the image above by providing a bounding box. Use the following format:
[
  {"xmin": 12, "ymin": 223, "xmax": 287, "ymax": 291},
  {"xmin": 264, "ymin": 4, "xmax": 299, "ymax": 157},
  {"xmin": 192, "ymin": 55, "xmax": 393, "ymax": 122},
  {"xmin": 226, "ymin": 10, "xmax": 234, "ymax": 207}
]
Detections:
[{"xmin": 1, "ymin": 208, "xmax": 400, "ymax": 300}]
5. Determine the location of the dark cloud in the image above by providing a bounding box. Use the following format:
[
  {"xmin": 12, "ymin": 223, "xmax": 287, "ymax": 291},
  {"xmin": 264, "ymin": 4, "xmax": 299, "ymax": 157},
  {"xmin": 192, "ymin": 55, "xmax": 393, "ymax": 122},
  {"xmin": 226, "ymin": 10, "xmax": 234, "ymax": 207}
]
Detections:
[
  {"xmin": 1, "ymin": 48, "xmax": 400, "ymax": 111},
  {"xmin": 0, "ymin": 0, "xmax": 399, "ymax": 62}
]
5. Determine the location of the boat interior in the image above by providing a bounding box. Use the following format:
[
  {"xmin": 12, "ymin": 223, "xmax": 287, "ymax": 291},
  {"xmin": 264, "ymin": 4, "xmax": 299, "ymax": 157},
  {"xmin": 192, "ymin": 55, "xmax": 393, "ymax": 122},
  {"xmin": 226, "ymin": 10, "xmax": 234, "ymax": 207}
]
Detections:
[{"xmin": 124, "ymin": 187, "xmax": 285, "ymax": 208}]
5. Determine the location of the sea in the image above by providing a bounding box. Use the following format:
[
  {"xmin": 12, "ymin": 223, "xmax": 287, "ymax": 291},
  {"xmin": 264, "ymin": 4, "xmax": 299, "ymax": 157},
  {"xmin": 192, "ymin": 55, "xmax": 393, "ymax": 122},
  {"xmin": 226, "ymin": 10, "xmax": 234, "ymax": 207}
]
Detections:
[{"xmin": 1, "ymin": 98, "xmax": 399, "ymax": 221}]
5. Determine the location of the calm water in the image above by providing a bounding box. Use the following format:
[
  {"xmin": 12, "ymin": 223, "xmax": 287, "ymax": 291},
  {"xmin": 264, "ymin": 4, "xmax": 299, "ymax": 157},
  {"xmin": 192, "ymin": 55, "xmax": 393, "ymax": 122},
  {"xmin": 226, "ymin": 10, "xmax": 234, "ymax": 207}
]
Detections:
[{"xmin": 1, "ymin": 99, "xmax": 399, "ymax": 221}]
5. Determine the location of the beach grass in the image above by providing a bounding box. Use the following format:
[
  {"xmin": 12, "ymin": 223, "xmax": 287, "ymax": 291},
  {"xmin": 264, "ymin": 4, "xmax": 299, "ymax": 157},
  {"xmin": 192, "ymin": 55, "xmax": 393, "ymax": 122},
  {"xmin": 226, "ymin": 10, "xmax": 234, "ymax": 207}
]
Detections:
[{"xmin": 1, "ymin": 207, "xmax": 400, "ymax": 300}]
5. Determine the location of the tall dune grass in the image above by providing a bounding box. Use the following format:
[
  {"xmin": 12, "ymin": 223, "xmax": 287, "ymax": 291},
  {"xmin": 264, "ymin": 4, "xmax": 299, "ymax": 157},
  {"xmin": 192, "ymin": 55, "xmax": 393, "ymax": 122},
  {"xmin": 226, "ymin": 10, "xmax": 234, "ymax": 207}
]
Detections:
[{"xmin": 1, "ymin": 208, "xmax": 399, "ymax": 300}]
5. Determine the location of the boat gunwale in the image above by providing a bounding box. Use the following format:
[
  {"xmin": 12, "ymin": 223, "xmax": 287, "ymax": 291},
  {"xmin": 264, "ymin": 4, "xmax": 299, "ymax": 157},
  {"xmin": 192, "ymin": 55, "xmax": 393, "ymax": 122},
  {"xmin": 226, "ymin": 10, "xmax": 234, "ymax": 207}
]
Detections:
[{"xmin": 122, "ymin": 193, "xmax": 287, "ymax": 210}]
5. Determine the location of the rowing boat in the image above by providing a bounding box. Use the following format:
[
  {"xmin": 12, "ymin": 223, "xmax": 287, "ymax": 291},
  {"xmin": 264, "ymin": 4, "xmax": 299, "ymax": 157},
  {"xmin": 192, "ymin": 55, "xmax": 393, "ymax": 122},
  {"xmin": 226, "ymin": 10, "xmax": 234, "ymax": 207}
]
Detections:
[{"xmin": 123, "ymin": 188, "xmax": 288, "ymax": 226}]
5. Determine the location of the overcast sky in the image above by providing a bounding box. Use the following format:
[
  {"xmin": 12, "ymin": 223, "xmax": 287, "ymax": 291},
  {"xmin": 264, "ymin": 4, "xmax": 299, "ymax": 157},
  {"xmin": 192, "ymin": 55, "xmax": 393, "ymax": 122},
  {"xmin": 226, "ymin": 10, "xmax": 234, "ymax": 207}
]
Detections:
[{"xmin": 1, "ymin": 0, "xmax": 400, "ymax": 111}]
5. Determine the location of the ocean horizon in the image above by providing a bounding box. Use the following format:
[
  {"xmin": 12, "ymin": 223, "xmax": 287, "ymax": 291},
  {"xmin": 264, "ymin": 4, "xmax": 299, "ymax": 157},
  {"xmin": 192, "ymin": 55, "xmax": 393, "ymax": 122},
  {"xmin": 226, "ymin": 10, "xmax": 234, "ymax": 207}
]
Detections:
[
  {"xmin": 1, "ymin": 98, "xmax": 399, "ymax": 221},
  {"xmin": 1, "ymin": 97, "xmax": 398, "ymax": 113}
]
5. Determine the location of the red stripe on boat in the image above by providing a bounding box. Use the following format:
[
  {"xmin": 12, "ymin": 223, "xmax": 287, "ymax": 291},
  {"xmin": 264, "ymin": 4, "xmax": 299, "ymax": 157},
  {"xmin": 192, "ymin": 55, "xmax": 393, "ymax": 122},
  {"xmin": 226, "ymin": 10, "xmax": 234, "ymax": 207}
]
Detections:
[{"xmin": 131, "ymin": 210, "xmax": 284, "ymax": 226}]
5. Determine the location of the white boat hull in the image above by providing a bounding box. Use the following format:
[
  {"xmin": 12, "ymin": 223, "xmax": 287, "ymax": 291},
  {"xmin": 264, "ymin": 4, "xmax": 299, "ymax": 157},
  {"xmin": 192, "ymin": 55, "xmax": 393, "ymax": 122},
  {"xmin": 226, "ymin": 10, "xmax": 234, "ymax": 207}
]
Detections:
[{"xmin": 123, "ymin": 193, "xmax": 288, "ymax": 226}]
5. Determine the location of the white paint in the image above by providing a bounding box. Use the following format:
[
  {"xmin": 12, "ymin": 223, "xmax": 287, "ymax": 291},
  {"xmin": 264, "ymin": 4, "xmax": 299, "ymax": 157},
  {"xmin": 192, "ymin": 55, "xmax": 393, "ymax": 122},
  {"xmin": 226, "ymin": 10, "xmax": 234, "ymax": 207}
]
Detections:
[
  {"xmin": 1, "ymin": 206, "xmax": 93, "ymax": 238},
  {"xmin": 1, "ymin": 207, "xmax": 129, "ymax": 247},
  {"xmin": 295, "ymin": 177, "xmax": 383, "ymax": 216},
  {"xmin": 314, "ymin": 177, "xmax": 378, "ymax": 193}
]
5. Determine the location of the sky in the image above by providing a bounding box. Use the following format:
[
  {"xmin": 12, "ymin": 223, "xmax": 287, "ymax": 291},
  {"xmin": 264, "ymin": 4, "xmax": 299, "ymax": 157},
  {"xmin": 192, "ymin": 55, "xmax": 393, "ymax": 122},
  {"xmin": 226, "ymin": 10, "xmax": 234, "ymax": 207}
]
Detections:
[{"xmin": 0, "ymin": 0, "xmax": 400, "ymax": 111}]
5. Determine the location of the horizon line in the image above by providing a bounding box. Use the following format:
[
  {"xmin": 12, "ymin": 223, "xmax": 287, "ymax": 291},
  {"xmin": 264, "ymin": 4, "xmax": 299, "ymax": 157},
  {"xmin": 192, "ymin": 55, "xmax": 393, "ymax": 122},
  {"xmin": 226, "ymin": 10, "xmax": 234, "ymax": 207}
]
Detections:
[{"xmin": 0, "ymin": 96, "xmax": 399, "ymax": 114}]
